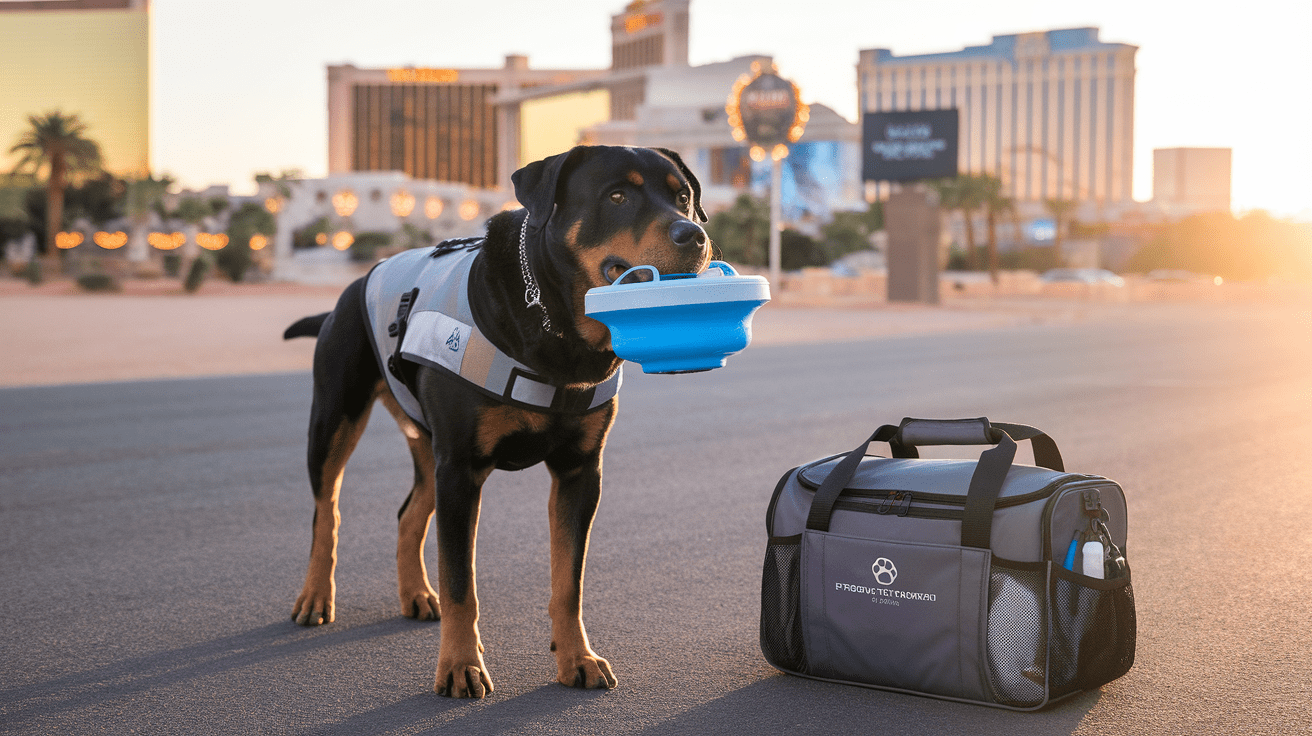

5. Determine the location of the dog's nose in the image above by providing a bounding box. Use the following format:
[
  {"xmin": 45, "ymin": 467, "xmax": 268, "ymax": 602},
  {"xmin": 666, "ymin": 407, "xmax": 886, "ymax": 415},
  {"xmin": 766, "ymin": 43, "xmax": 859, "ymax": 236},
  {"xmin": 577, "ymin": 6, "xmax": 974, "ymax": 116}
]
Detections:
[{"xmin": 669, "ymin": 219, "xmax": 707, "ymax": 250}]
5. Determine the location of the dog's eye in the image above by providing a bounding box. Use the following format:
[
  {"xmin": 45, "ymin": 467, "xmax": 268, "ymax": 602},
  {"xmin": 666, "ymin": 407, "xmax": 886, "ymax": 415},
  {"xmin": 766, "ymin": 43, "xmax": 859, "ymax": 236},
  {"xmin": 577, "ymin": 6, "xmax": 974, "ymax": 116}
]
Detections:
[
  {"xmin": 609, "ymin": 191, "xmax": 626, "ymax": 205},
  {"xmin": 676, "ymin": 192, "xmax": 690, "ymax": 208}
]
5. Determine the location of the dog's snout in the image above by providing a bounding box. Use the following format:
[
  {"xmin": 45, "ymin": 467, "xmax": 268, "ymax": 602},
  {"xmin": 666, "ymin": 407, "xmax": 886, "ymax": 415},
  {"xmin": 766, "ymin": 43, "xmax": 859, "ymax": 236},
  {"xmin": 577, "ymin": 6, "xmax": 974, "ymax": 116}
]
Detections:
[{"xmin": 669, "ymin": 219, "xmax": 707, "ymax": 250}]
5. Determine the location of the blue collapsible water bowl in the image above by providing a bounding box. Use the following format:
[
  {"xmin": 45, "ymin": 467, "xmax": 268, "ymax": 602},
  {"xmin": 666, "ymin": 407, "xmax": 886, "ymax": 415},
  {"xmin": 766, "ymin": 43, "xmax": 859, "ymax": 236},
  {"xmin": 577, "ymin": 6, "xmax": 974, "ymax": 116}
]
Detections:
[{"xmin": 584, "ymin": 261, "xmax": 771, "ymax": 374}]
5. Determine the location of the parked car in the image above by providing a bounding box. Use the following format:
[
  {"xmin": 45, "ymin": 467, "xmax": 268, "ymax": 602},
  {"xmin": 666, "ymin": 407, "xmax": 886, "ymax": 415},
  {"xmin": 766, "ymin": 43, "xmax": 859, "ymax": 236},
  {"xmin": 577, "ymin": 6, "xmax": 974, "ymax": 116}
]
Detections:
[
  {"xmin": 1039, "ymin": 268, "xmax": 1126, "ymax": 287},
  {"xmin": 1146, "ymin": 269, "xmax": 1223, "ymax": 285}
]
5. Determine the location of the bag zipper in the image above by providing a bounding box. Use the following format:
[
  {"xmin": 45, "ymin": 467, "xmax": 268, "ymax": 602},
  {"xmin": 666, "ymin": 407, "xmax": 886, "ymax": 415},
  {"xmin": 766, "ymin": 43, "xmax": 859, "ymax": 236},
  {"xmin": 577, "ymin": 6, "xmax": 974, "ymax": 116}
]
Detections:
[
  {"xmin": 822, "ymin": 476, "xmax": 1084, "ymax": 511},
  {"xmin": 796, "ymin": 455, "xmax": 1088, "ymax": 510},
  {"xmin": 834, "ymin": 494, "xmax": 964, "ymax": 520}
]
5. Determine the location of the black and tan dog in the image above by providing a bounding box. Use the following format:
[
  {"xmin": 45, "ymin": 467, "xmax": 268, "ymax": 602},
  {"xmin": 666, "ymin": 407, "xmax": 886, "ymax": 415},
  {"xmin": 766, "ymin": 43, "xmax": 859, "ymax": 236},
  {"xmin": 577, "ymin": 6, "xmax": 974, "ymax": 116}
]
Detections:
[{"xmin": 283, "ymin": 145, "xmax": 709, "ymax": 698}]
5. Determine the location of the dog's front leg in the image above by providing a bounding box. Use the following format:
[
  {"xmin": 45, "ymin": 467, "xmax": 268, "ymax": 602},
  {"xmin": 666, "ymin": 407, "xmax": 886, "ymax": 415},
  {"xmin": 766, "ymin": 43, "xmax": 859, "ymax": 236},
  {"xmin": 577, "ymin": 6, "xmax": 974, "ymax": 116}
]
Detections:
[
  {"xmin": 433, "ymin": 458, "xmax": 495, "ymax": 698},
  {"xmin": 545, "ymin": 450, "xmax": 617, "ymax": 690}
]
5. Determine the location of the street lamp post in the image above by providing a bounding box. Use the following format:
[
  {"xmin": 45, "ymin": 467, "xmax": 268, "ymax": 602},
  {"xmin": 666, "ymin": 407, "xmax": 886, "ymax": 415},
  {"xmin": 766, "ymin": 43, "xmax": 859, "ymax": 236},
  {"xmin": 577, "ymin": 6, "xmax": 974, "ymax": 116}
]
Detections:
[{"xmin": 727, "ymin": 61, "xmax": 808, "ymax": 287}]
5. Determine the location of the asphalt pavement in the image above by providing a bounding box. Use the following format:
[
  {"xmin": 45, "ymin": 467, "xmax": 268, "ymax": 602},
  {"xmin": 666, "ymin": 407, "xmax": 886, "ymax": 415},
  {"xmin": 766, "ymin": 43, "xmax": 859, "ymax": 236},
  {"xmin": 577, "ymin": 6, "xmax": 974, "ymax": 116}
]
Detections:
[{"xmin": 1, "ymin": 300, "xmax": 1309, "ymax": 734}]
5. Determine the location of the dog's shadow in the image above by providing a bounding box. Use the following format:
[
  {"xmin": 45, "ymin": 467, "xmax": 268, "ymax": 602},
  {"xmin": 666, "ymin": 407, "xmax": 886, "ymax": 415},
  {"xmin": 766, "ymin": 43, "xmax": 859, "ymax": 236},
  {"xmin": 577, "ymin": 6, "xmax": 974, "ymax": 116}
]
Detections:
[{"xmin": 0, "ymin": 617, "xmax": 433, "ymax": 727}]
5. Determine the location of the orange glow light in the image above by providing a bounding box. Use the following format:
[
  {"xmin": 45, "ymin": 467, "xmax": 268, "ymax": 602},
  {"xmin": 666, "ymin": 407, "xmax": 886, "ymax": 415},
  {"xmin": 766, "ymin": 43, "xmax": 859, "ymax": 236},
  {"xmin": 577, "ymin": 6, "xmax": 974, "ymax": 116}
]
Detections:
[
  {"xmin": 149, "ymin": 232, "xmax": 185, "ymax": 250},
  {"xmin": 197, "ymin": 233, "xmax": 229, "ymax": 250},
  {"xmin": 55, "ymin": 232, "xmax": 83, "ymax": 249},
  {"xmin": 424, "ymin": 196, "xmax": 444, "ymax": 219},
  {"xmin": 458, "ymin": 200, "xmax": 481, "ymax": 221},
  {"xmin": 93, "ymin": 231, "xmax": 128, "ymax": 249},
  {"xmin": 331, "ymin": 231, "xmax": 354, "ymax": 251},
  {"xmin": 391, "ymin": 189, "xmax": 416, "ymax": 217},
  {"xmin": 249, "ymin": 234, "xmax": 269, "ymax": 251},
  {"xmin": 332, "ymin": 190, "xmax": 359, "ymax": 217}
]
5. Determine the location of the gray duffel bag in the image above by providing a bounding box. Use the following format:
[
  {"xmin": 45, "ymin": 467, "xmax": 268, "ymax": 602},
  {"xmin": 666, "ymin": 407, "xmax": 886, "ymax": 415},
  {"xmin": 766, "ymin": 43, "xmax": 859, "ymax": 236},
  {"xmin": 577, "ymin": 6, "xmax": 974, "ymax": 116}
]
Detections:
[{"xmin": 761, "ymin": 418, "xmax": 1135, "ymax": 709}]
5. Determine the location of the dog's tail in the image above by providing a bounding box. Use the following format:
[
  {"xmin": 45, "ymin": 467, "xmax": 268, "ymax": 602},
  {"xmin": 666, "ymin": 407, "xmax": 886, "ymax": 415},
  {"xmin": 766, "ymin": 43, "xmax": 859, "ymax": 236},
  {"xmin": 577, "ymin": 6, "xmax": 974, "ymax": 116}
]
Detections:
[{"xmin": 284, "ymin": 312, "xmax": 331, "ymax": 340}]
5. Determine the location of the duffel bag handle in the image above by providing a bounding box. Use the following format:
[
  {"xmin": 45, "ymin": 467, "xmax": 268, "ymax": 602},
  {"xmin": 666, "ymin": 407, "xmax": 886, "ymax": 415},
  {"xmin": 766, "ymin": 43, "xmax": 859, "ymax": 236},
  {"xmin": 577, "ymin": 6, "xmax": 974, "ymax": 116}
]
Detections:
[
  {"xmin": 893, "ymin": 417, "xmax": 1063, "ymax": 472},
  {"xmin": 804, "ymin": 419, "xmax": 1062, "ymax": 551}
]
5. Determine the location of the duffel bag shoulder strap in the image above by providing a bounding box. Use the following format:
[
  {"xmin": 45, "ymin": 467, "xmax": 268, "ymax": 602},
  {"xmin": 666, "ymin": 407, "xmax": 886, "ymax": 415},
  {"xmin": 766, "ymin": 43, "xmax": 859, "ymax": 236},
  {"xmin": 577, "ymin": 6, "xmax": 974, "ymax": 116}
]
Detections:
[
  {"xmin": 804, "ymin": 419, "xmax": 1029, "ymax": 551},
  {"xmin": 804, "ymin": 424, "xmax": 898, "ymax": 533}
]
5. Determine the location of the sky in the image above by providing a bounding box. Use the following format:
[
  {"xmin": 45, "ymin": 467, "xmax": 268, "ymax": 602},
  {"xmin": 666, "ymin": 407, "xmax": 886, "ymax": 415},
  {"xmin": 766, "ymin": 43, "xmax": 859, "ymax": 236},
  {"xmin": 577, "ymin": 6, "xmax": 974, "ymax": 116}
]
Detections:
[{"xmin": 151, "ymin": 0, "xmax": 1312, "ymax": 219}]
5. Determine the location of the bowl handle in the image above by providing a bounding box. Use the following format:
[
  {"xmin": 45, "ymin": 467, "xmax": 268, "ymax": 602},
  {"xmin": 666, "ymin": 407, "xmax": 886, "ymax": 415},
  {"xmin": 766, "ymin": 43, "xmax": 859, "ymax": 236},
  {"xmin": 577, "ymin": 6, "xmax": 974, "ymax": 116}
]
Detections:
[
  {"xmin": 702, "ymin": 261, "xmax": 738, "ymax": 276},
  {"xmin": 611, "ymin": 265, "xmax": 661, "ymax": 285}
]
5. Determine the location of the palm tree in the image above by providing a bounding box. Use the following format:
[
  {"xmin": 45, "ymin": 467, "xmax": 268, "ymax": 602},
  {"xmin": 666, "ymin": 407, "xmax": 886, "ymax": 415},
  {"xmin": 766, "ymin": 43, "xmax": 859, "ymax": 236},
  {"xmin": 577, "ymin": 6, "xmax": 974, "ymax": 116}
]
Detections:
[
  {"xmin": 9, "ymin": 111, "xmax": 103, "ymax": 255},
  {"xmin": 932, "ymin": 175, "xmax": 988, "ymax": 269},
  {"xmin": 980, "ymin": 175, "xmax": 1012, "ymax": 284},
  {"xmin": 125, "ymin": 174, "xmax": 173, "ymax": 261}
]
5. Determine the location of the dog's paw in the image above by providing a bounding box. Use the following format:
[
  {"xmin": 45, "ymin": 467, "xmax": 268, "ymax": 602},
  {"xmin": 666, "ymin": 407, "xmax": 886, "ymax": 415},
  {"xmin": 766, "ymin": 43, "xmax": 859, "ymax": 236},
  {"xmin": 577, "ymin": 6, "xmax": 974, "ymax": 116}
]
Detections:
[
  {"xmin": 555, "ymin": 650, "xmax": 617, "ymax": 690},
  {"xmin": 434, "ymin": 661, "xmax": 494, "ymax": 699},
  {"xmin": 292, "ymin": 584, "xmax": 335, "ymax": 626},
  {"xmin": 399, "ymin": 585, "xmax": 441, "ymax": 621}
]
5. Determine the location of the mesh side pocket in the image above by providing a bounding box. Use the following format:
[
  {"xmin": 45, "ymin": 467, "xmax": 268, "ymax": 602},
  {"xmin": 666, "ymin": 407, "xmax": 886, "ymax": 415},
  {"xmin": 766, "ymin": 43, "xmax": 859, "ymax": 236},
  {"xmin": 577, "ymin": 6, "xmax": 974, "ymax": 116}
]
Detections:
[
  {"xmin": 1048, "ymin": 566, "xmax": 1136, "ymax": 698},
  {"xmin": 986, "ymin": 560, "xmax": 1048, "ymax": 707},
  {"xmin": 760, "ymin": 535, "xmax": 806, "ymax": 673}
]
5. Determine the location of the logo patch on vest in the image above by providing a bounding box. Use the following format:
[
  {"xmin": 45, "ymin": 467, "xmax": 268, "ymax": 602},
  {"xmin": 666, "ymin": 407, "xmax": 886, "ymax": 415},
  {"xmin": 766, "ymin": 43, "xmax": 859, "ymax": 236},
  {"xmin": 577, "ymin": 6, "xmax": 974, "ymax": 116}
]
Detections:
[{"xmin": 400, "ymin": 310, "xmax": 472, "ymax": 375}]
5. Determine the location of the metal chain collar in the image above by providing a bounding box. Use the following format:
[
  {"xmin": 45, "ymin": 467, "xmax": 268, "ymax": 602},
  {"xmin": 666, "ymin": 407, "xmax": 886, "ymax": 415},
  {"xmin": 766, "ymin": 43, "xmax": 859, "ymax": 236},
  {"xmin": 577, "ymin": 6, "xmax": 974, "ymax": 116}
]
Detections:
[{"xmin": 518, "ymin": 216, "xmax": 557, "ymax": 336}]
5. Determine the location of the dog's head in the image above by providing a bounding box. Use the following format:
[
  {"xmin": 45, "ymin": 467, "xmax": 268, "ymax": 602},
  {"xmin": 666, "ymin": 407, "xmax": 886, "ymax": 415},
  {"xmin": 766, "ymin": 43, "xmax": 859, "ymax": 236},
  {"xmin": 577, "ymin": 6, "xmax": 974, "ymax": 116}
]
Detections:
[{"xmin": 512, "ymin": 145, "xmax": 710, "ymax": 348}]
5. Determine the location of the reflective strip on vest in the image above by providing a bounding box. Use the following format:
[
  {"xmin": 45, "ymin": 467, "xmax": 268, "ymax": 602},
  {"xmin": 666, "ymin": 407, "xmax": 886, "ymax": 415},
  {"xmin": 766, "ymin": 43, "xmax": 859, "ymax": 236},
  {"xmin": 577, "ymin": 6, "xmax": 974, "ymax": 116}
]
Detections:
[{"xmin": 363, "ymin": 246, "xmax": 621, "ymax": 431}]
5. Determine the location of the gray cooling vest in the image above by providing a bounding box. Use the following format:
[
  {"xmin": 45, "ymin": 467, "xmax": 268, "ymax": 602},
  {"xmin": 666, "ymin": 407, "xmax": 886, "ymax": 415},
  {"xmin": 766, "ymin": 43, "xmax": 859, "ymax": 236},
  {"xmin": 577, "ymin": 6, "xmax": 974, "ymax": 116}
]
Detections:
[{"xmin": 363, "ymin": 245, "xmax": 621, "ymax": 431}]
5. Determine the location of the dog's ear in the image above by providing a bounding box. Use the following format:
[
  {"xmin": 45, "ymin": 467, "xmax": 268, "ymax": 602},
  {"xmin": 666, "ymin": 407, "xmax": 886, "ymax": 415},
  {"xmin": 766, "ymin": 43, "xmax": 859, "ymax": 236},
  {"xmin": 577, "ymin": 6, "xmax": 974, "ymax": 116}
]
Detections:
[
  {"xmin": 512, "ymin": 147, "xmax": 589, "ymax": 230},
  {"xmin": 653, "ymin": 147, "xmax": 707, "ymax": 223}
]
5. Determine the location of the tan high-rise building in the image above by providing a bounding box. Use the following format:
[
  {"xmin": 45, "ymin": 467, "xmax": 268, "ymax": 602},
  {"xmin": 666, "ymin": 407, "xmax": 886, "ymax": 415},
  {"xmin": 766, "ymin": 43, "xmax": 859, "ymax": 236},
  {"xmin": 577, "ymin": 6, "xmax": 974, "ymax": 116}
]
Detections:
[
  {"xmin": 325, "ymin": 59, "xmax": 606, "ymax": 190},
  {"xmin": 325, "ymin": 0, "xmax": 692, "ymax": 191},
  {"xmin": 0, "ymin": 0, "xmax": 151, "ymax": 177},
  {"xmin": 858, "ymin": 28, "xmax": 1137, "ymax": 204}
]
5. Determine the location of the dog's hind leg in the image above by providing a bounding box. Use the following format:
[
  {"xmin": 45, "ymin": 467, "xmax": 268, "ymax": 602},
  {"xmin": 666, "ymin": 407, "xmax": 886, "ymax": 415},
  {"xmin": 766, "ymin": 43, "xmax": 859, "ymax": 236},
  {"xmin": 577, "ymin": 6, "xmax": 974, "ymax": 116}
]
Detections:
[
  {"xmin": 379, "ymin": 391, "xmax": 441, "ymax": 622},
  {"xmin": 293, "ymin": 280, "xmax": 381, "ymax": 626}
]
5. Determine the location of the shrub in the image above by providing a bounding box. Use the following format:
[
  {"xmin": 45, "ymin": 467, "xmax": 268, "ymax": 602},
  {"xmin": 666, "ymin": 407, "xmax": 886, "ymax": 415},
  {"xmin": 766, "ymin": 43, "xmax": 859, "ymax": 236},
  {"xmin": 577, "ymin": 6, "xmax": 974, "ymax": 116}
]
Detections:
[
  {"xmin": 162, "ymin": 252, "xmax": 181, "ymax": 277},
  {"xmin": 76, "ymin": 272, "xmax": 120, "ymax": 292},
  {"xmin": 348, "ymin": 231, "xmax": 394, "ymax": 262},
  {"xmin": 183, "ymin": 256, "xmax": 210, "ymax": 293}
]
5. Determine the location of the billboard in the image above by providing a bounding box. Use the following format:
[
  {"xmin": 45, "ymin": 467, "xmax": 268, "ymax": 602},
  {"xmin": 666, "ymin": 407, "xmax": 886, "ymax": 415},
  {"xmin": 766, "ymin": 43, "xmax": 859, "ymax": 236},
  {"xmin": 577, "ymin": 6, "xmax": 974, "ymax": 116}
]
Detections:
[{"xmin": 862, "ymin": 109, "xmax": 958, "ymax": 182}]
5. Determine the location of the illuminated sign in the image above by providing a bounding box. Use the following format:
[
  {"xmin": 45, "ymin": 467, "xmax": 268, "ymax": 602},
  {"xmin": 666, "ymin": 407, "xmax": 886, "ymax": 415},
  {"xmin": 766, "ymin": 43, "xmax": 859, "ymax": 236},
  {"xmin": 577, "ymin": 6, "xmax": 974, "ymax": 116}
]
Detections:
[
  {"xmin": 624, "ymin": 12, "xmax": 662, "ymax": 34},
  {"xmin": 727, "ymin": 62, "xmax": 809, "ymax": 160},
  {"xmin": 386, "ymin": 68, "xmax": 459, "ymax": 83}
]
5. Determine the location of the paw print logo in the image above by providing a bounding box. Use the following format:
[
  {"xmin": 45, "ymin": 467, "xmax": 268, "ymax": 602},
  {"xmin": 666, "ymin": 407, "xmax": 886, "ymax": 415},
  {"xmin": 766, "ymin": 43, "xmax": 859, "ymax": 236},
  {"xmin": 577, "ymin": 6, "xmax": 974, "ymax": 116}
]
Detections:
[{"xmin": 872, "ymin": 557, "xmax": 898, "ymax": 586}]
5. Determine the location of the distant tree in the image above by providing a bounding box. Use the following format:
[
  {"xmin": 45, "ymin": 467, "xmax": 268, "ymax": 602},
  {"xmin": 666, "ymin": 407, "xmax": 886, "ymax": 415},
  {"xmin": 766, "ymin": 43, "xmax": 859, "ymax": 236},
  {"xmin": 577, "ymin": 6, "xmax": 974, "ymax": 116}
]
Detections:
[
  {"xmin": 705, "ymin": 194, "xmax": 769, "ymax": 266},
  {"xmin": 125, "ymin": 175, "xmax": 172, "ymax": 222},
  {"xmin": 218, "ymin": 202, "xmax": 276, "ymax": 281},
  {"xmin": 932, "ymin": 175, "xmax": 989, "ymax": 269},
  {"xmin": 779, "ymin": 228, "xmax": 827, "ymax": 270},
  {"xmin": 293, "ymin": 216, "xmax": 330, "ymax": 250},
  {"xmin": 980, "ymin": 175, "xmax": 1012, "ymax": 283},
  {"xmin": 64, "ymin": 174, "xmax": 126, "ymax": 226},
  {"xmin": 169, "ymin": 196, "xmax": 218, "ymax": 226},
  {"xmin": 9, "ymin": 111, "xmax": 103, "ymax": 254},
  {"xmin": 821, "ymin": 200, "xmax": 884, "ymax": 260}
]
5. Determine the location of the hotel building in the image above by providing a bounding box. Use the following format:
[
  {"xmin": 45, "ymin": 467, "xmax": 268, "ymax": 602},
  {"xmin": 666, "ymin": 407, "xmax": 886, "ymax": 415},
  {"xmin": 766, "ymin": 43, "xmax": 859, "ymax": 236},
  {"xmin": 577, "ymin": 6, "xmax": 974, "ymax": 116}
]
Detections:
[
  {"xmin": 0, "ymin": 0, "xmax": 151, "ymax": 177},
  {"xmin": 858, "ymin": 28, "xmax": 1137, "ymax": 205},
  {"xmin": 324, "ymin": 0, "xmax": 862, "ymax": 226}
]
